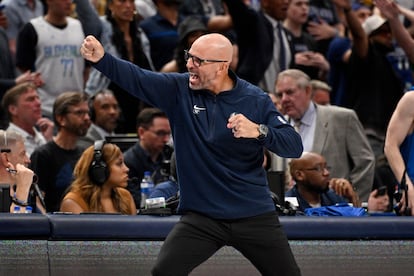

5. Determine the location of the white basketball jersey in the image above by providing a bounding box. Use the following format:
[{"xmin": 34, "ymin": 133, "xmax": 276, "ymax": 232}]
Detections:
[{"xmin": 31, "ymin": 16, "xmax": 85, "ymax": 116}]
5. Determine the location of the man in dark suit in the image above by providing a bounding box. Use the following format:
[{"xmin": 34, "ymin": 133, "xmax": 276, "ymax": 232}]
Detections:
[{"xmin": 275, "ymin": 69, "xmax": 375, "ymax": 202}]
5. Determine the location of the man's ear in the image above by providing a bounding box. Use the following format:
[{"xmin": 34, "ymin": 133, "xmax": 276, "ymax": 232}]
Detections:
[
  {"xmin": 137, "ymin": 126, "xmax": 144, "ymax": 138},
  {"xmin": 305, "ymin": 85, "xmax": 313, "ymax": 99},
  {"xmin": 219, "ymin": 62, "xmax": 229, "ymax": 73},
  {"xmin": 55, "ymin": 114, "xmax": 66, "ymax": 128},
  {"xmin": 0, "ymin": 152, "xmax": 9, "ymax": 167},
  {"xmin": 294, "ymin": 170, "xmax": 305, "ymax": 182},
  {"xmin": 8, "ymin": 105, "xmax": 18, "ymax": 117}
]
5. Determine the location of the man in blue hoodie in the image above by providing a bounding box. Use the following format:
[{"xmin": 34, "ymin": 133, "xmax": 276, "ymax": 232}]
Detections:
[{"xmin": 80, "ymin": 32, "xmax": 303, "ymax": 276}]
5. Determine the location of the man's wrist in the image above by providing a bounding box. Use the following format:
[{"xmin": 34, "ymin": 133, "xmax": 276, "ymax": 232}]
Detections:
[{"xmin": 256, "ymin": 124, "xmax": 268, "ymax": 140}]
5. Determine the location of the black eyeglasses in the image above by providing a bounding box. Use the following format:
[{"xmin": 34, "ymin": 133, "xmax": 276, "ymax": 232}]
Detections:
[
  {"xmin": 303, "ymin": 165, "xmax": 331, "ymax": 173},
  {"xmin": 67, "ymin": 109, "xmax": 90, "ymax": 117},
  {"xmin": 184, "ymin": 50, "xmax": 228, "ymax": 67}
]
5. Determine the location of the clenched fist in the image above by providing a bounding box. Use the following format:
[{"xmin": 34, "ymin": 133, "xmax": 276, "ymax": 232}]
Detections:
[{"xmin": 80, "ymin": 35, "xmax": 105, "ymax": 63}]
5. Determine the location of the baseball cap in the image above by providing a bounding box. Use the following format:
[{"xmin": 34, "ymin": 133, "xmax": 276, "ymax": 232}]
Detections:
[{"xmin": 362, "ymin": 15, "xmax": 387, "ymax": 36}]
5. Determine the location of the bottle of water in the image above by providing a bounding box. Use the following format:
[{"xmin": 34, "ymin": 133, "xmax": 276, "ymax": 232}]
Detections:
[
  {"xmin": 13, "ymin": 206, "xmax": 21, "ymax": 213},
  {"xmin": 140, "ymin": 171, "xmax": 154, "ymax": 209},
  {"xmin": 25, "ymin": 206, "xmax": 33, "ymax": 213},
  {"xmin": 146, "ymin": 172, "xmax": 154, "ymax": 198}
]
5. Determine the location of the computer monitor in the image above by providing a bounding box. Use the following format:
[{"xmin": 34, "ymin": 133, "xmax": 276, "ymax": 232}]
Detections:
[
  {"xmin": 105, "ymin": 135, "xmax": 139, "ymax": 152},
  {"xmin": 267, "ymin": 171, "xmax": 285, "ymax": 203},
  {"xmin": 0, "ymin": 184, "xmax": 11, "ymax": 213}
]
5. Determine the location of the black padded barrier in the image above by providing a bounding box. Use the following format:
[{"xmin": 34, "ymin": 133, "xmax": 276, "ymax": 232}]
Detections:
[{"xmin": 1, "ymin": 213, "xmax": 414, "ymax": 275}]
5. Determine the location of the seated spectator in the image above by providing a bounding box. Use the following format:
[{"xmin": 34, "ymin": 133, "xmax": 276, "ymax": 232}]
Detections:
[
  {"xmin": 30, "ymin": 91, "xmax": 90, "ymax": 213},
  {"xmin": 2, "ymin": 82, "xmax": 54, "ymax": 156},
  {"xmin": 286, "ymin": 152, "xmax": 389, "ymax": 213},
  {"xmin": 275, "ymin": 69, "xmax": 375, "ymax": 202},
  {"xmin": 149, "ymin": 151, "xmax": 178, "ymax": 200},
  {"xmin": 124, "ymin": 107, "xmax": 172, "ymax": 208},
  {"xmin": 59, "ymin": 141, "xmax": 136, "ymax": 214},
  {"xmin": 310, "ymin": 79, "xmax": 331, "ymax": 105},
  {"xmin": 0, "ymin": 129, "xmax": 44, "ymax": 213},
  {"xmin": 77, "ymin": 89, "xmax": 120, "ymax": 150}
]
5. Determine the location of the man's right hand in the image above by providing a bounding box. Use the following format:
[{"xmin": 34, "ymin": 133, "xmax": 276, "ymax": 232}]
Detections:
[
  {"xmin": 80, "ymin": 35, "xmax": 105, "ymax": 63},
  {"xmin": 36, "ymin": 117, "xmax": 54, "ymax": 141}
]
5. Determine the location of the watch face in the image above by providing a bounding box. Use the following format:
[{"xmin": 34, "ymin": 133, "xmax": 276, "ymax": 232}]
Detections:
[{"xmin": 259, "ymin": 124, "xmax": 268, "ymax": 138}]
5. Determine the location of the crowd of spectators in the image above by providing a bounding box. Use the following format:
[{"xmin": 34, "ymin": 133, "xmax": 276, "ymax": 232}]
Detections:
[{"xmin": 1, "ymin": 0, "xmax": 414, "ymax": 215}]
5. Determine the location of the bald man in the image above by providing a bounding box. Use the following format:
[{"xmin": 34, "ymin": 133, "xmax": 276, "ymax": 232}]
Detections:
[
  {"xmin": 288, "ymin": 152, "xmax": 360, "ymax": 210},
  {"xmin": 287, "ymin": 152, "xmax": 389, "ymax": 213},
  {"xmin": 81, "ymin": 33, "xmax": 303, "ymax": 275}
]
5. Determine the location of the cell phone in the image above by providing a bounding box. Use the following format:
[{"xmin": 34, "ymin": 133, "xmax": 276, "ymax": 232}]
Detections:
[{"xmin": 376, "ymin": 186, "xmax": 387, "ymax": 196}]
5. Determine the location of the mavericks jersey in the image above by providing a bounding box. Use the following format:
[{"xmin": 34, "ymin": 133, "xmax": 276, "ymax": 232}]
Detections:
[
  {"xmin": 401, "ymin": 132, "xmax": 414, "ymax": 182},
  {"xmin": 30, "ymin": 16, "xmax": 85, "ymax": 116}
]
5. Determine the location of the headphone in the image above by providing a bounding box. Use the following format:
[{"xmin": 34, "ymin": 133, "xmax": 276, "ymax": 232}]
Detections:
[
  {"xmin": 270, "ymin": 191, "xmax": 302, "ymax": 216},
  {"xmin": 89, "ymin": 140, "xmax": 109, "ymax": 186}
]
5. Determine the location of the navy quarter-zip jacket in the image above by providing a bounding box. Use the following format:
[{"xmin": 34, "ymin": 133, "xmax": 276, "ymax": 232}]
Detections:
[{"xmin": 95, "ymin": 53, "xmax": 303, "ymax": 219}]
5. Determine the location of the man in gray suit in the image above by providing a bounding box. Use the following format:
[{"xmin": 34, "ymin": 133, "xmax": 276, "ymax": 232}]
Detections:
[
  {"xmin": 77, "ymin": 89, "xmax": 120, "ymax": 150},
  {"xmin": 275, "ymin": 69, "xmax": 375, "ymax": 201}
]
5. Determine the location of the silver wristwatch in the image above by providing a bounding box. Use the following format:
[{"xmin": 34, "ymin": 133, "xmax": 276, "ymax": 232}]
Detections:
[{"xmin": 257, "ymin": 124, "xmax": 268, "ymax": 139}]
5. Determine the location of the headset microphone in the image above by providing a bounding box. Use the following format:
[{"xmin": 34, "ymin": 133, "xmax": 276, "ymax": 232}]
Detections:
[
  {"xmin": 33, "ymin": 182, "xmax": 46, "ymax": 210},
  {"xmin": 31, "ymin": 174, "xmax": 46, "ymax": 210}
]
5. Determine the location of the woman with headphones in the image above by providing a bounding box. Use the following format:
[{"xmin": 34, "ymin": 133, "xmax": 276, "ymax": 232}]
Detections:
[{"xmin": 59, "ymin": 140, "xmax": 136, "ymax": 214}]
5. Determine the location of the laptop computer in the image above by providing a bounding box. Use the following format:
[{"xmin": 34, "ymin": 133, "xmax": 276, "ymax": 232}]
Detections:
[
  {"xmin": 0, "ymin": 184, "xmax": 11, "ymax": 213},
  {"xmin": 266, "ymin": 171, "xmax": 285, "ymax": 203}
]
